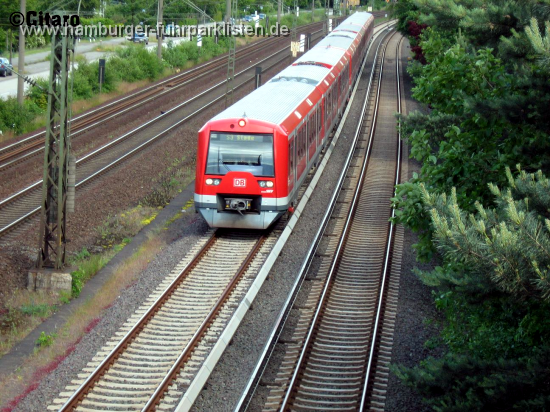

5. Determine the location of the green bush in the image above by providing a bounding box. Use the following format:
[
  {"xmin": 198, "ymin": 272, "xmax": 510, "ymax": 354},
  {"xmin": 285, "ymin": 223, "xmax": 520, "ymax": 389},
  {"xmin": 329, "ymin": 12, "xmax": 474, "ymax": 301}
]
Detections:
[
  {"xmin": 0, "ymin": 98, "xmax": 41, "ymax": 135},
  {"xmin": 26, "ymin": 78, "xmax": 49, "ymax": 111},
  {"xmin": 71, "ymin": 254, "xmax": 108, "ymax": 297}
]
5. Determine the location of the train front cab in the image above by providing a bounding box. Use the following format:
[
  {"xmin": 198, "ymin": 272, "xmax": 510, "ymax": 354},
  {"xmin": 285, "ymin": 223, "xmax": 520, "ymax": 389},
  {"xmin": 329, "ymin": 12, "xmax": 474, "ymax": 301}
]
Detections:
[{"xmin": 194, "ymin": 119, "xmax": 288, "ymax": 229}]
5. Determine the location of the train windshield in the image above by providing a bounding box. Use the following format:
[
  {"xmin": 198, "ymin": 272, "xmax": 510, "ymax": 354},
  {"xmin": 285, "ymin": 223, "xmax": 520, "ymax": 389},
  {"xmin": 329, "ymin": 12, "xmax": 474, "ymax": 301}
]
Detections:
[{"xmin": 206, "ymin": 132, "xmax": 274, "ymax": 177}]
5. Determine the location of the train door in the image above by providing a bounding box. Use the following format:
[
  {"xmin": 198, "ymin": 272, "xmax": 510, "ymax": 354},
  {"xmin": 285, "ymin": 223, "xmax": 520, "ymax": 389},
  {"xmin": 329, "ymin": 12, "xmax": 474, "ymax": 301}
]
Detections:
[{"xmin": 288, "ymin": 136, "xmax": 295, "ymax": 194}]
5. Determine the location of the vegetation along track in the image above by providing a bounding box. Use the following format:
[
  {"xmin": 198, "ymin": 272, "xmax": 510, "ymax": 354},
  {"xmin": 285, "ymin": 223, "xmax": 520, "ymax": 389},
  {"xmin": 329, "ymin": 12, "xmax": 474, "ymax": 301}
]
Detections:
[
  {"xmin": 238, "ymin": 29, "xmax": 405, "ymax": 412},
  {"xmin": 0, "ymin": 27, "xmax": 330, "ymax": 241},
  {"xmin": 0, "ymin": 19, "xmax": 335, "ymax": 171},
  {"xmin": 47, "ymin": 228, "xmax": 279, "ymax": 411}
]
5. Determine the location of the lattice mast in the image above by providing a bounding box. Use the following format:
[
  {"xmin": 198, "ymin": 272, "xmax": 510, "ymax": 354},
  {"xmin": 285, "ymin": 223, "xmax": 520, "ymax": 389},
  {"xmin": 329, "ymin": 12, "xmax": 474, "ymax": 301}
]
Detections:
[
  {"xmin": 325, "ymin": 0, "xmax": 329, "ymax": 35},
  {"xmin": 225, "ymin": 0, "xmax": 238, "ymax": 108},
  {"xmin": 290, "ymin": 0, "xmax": 299, "ymax": 59},
  {"xmin": 37, "ymin": 33, "xmax": 74, "ymax": 269}
]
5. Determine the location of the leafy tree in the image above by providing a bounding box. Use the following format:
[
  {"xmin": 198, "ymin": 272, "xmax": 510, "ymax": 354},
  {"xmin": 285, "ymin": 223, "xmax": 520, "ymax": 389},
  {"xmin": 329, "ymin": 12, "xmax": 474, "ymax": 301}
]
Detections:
[{"xmin": 390, "ymin": 1, "xmax": 550, "ymax": 409}]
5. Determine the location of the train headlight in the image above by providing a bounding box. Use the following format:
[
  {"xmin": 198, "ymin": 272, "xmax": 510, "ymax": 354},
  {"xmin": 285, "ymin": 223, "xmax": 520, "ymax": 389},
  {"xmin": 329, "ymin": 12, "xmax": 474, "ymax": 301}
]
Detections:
[
  {"xmin": 259, "ymin": 181, "xmax": 266, "ymax": 188},
  {"xmin": 266, "ymin": 181, "xmax": 274, "ymax": 188},
  {"xmin": 206, "ymin": 178, "xmax": 221, "ymax": 186},
  {"xmin": 238, "ymin": 119, "xmax": 246, "ymax": 127}
]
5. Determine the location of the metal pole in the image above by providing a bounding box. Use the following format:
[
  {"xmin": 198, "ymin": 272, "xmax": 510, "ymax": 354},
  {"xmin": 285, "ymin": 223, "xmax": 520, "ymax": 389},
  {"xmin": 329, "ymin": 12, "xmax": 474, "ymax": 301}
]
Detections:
[
  {"xmin": 157, "ymin": 0, "xmax": 163, "ymax": 60},
  {"xmin": 255, "ymin": 66, "xmax": 262, "ymax": 89},
  {"xmin": 9, "ymin": 30, "xmax": 13, "ymax": 64},
  {"xmin": 225, "ymin": 0, "xmax": 238, "ymax": 108},
  {"xmin": 324, "ymin": 0, "xmax": 329, "ymax": 35},
  {"xmin": 226, "ymin": 0, "xmax": 231, "ymax": 23},
  {"xmin": 17, "ymin": 0, "xmax": 25, "ymax": 105},
  {"xmin": 277, "ymin": 0, "xmax": 281, "ymax": 24},
  {"xmin": 311, "ymin": 0, "xmax": 314, "ymax": 22}
]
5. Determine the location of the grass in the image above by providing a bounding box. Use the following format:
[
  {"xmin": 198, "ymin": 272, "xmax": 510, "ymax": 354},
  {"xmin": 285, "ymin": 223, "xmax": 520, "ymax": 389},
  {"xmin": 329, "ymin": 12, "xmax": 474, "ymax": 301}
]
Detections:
[
  {"xmin": 0, "ymin": 203, "xmax": 159, "ymax": 363},
  {"xmin": 70, "ymin": 79, "xmax": 152, "ymax": 115},
  {"xmin": 141, "ymin": 156, "xmax": 195, "ymax": 208},
  {"xmin": 0, "ymin": 291, "xmax": 59, "ymax": 357},
  {"xmin": 0, "ymin": 192, "xmax": 182, "ymax": 408},
  {"xmin": 93, "ymin": 44, "xmax": 119, "ymax": 53},
  {"xmin": 374, "ymin": 16, "xmax": 391, "ymax": 25},
  {"xmin": 0, "ymin": 233, "xmax": 168, "ymax": 411}
]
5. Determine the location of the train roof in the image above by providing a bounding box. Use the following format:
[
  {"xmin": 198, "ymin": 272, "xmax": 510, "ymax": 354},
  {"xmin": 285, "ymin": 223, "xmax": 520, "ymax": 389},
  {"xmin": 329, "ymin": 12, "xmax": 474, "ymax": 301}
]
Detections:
[
  {"xmin": 273, "ymin": 64, "xmax": 330, "ymax": 84},
  {"xmin": 294, "ymin": 42, "xmax": 352, "ymax": 67},
  {"xmin": 211, "ymin": 80, "xmax": 315, "ymax": 125},
  {"xmin": 342, "ymin": 12, "xmax": 372, "ymax": 25},
  {"xmin": 209, "ymin": 12, "xmax": 373, "ymax": 129}
]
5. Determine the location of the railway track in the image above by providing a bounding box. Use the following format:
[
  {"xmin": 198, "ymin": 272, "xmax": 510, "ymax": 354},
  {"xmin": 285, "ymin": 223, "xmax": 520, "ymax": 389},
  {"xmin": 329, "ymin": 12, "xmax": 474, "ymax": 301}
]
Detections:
[
  {"xmin": 43, "ymin": 18, "xmax": 398, "ymax": 412},
  {"xmin": 48, "ymin": 229, "xmax": 279, "ymax": 411},
  {"xmin": 0, "ymin": 28, "xmax": 332, "ymax": 241},
  {"xmin": 0, "ymin": 19, "xmax": 335, "ymax": 172},
  {"xmin": 237, "ymin": 28, "xmax": 405, "ymax": 412}
]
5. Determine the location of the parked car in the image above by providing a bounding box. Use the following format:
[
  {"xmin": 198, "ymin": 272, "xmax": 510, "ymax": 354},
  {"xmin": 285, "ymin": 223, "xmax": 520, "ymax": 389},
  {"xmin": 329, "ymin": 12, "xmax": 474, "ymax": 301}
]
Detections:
[
  {"xmin": 0, "ymin": 57, "xmax": 13, "ymax": 77},
  {"xmin": 126, "ymin": 32, "xmax": 149, "ymax": 45},
  {"xmin": 259, "ymin": 13, "xmax": 266, "ymax": 19},
  {"xmin": 243, "ymin": 15, "xmax": 253, "ymax": 22}
]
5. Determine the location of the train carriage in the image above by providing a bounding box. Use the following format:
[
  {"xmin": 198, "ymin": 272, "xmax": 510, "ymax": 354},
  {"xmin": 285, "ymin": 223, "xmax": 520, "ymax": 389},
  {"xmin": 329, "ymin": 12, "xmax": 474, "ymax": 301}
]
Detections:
[{"xmin": 194, "ymin": 13, "xmax": 374, "ymax": 229}]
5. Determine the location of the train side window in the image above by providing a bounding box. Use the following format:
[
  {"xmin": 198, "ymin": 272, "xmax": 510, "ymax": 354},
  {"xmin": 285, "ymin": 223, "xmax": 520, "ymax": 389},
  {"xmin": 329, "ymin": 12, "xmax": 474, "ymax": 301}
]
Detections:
[
  {"xmin": 308, "ymin": 115, "xmax": 313, "ymax": 145},
  {"xmin": 324, "ymin": 98, "xmax": 327, "ymax": 125},
  {"xmin": 297, "ymin": 129, "xmax": 301, "ymax": 159},
  {"xmin": 304, "ymin": 123, "xmax": 307, "ymax": 151},
  {"xmin": 317, "ymin": 105, "xmax": 323, "ymax": 134},
  {"xmin": 298, "ymin": 124, "xmax": 305, "ymax": 159},
  {"xmin": 300, "ymin": 123, "xmax": 306, "ymax": 159},
  {"xmin": 289, "ymin": 139, "xmax": 295, "ymax": 175}
]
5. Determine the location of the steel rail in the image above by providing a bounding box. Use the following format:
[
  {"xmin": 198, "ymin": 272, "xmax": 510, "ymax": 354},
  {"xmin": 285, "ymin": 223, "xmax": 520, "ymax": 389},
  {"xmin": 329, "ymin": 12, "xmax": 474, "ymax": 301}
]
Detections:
[
  {"xmin": 58, "ymin": 232, "xmax": 266, "ymax": 411},
  {"xmin": 143, "ymin": 234, "xmax": 267, "ymax": 411},
  {"xmin": 234, "ymin": 21, "xmax": 397, "ymax": 411},
  {"xmin": 359, "ymin": 34, "xmax": 404, "ymax": 411},
  {"xmin": 57, "ymin": 232, "xmax": 217, "ymax": 411},
  {"xmin": 0, "ymin": 37, "xmax": 270, "ymax": 155},
  {"xmin": 0, "ymin": 33, "xmax": 323, "ymax": 238},
  {"xmin": 279, "ymin": 28, "xmax": 397, "ymax": 411},
  {"xmin": 0, "ymin": 20, "xmax": 333, "ymax": 169}
]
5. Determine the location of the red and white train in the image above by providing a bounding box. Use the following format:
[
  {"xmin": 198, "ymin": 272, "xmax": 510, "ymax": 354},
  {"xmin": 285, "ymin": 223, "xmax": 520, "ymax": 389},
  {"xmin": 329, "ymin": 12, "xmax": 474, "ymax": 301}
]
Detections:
[{"xmin": 194, "ymin": 13, "xmax": 374, "ymax": 229}]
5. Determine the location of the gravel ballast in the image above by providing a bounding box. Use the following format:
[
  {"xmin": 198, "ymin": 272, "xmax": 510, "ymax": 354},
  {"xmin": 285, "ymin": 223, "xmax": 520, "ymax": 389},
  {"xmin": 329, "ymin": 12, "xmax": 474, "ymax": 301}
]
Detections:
[
  {"xmin": 191, "ymin": 35, "xmax": 441, "ymax": 412},
  {"xmin": 4, "ymin": 32, "xmax": 440, "ymax": 412}
]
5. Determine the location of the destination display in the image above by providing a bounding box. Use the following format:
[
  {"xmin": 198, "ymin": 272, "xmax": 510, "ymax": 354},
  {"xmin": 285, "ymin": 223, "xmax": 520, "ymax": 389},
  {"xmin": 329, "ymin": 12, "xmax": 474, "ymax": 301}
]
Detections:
[{"xmin": 211, "ymin": 133, "xmax": 273, "ymax": 143}]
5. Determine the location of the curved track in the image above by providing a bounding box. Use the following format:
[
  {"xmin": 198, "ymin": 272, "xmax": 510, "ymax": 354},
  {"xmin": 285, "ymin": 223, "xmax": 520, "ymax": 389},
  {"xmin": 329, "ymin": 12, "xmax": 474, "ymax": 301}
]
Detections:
[
  {"xmin": 0, "ymin": 28, "xmax": 331, "ymax": 241},
  {"xmin": 239, "ymin": 28, "xmax": 405, "ymax": 412},
  {"xmin": 0, "ymin": 20, "xmax": 334, "ymax": 172}
]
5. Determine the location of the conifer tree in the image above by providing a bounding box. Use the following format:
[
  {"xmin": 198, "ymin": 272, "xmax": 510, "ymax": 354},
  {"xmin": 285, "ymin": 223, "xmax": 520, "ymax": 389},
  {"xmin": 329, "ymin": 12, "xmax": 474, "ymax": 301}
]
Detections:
[
  {"xmin": 421, "ymin": 166, "xmax": 550, "ymax": 301},
  {"xmin": 393, "ymin": 168, "xmax": 550, "ymax": 410}
]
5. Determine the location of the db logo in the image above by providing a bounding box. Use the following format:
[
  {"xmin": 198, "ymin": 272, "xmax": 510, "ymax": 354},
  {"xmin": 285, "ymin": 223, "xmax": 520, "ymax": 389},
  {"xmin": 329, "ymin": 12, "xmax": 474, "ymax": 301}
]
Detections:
[{"xmin": 234, "ymin": 178, "xmax": 246, "ymax": 187}]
